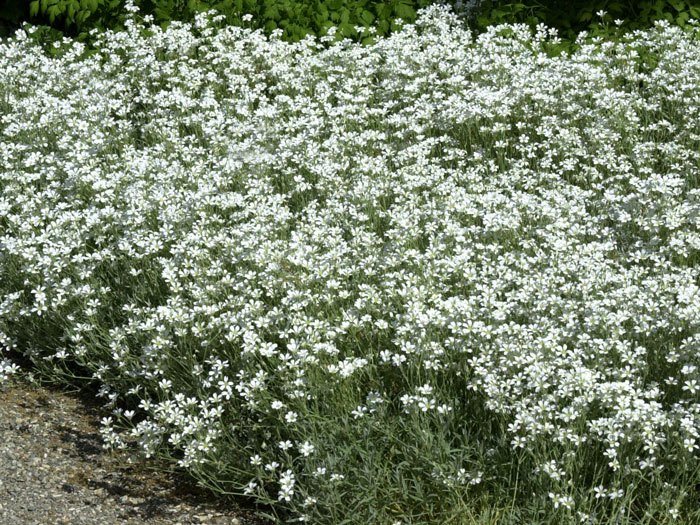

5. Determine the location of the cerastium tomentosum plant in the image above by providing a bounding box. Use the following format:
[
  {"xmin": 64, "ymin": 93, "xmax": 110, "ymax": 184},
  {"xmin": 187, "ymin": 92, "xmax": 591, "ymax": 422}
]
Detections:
[{"xmin": 0, "ymin": 3, "xmax": 699, "ymax": 523}]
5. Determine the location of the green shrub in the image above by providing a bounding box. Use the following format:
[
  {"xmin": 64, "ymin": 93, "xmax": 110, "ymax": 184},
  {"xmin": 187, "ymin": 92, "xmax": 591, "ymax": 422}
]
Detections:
[{"xmin": 7, "ymin": 0, "xmax": 700, "ymax": 45}]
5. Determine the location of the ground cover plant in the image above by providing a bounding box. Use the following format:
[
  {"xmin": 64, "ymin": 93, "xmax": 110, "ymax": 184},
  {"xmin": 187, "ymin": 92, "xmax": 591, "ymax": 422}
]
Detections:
[{"xmin": 1, "ymin": 4, "xmax": 700, "ymax": 523}]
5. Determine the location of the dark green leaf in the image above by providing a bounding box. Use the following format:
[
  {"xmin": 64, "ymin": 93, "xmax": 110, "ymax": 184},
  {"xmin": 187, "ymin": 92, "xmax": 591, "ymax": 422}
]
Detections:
[
  {"xmin": 359, "ymin": 9, "xmax": 374, "ymax": 25},
  {"xmin": 394, "ymin": 2, "xmax": 415, "ymax": 20},
  {"xmin": 669, "ymin": 0, "xmax": 686, "ymax": 13}
]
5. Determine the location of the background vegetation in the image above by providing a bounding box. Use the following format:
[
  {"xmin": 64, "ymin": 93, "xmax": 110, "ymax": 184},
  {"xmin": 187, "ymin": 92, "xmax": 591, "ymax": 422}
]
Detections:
[
  {"xmin": 1, "ymin": 0, "xmax": 469, "ymax": 42},
  {"xmin": 2, "ymin": 0, "xmax": 700, "ymax": 44},
  {"xmin": 473, "ymin": 0, "xmax": 700, "ymax": 38}
]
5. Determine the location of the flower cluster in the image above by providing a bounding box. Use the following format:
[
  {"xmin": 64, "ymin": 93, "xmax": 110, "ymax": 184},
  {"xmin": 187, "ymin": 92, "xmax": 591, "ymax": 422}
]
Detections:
[{"xmin": 1, "ymin": 4, "xmax": 699, "ymax": 523}]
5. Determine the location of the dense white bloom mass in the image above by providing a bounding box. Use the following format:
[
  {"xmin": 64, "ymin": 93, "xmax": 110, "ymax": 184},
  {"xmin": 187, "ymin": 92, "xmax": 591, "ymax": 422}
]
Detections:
[{"xmin": 1, "ymin": 4, "xmax": 699, "ymax": 523}]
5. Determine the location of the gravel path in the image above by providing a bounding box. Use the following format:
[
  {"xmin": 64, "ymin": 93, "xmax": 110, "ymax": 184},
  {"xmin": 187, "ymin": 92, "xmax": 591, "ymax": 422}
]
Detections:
[{"xmin": 0, "ymin": 377, "xmax": 271, "ymax": 525}]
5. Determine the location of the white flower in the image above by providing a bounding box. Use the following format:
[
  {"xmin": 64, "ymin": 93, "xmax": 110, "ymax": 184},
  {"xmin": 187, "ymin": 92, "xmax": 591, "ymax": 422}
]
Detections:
[
  {"xmin": 278, "ymin": 469, "xmax": 295, "ymax": 502},
  {"xmin": 682, "ymin": 379, "xmax": 698, "ymax": 394},
  {"xmin": 299, "ymin": 441, "xmax": 315, "ymax": 456},
  {"xmin": 608, "ymin": 489, "xmax": 624, "ymax": 500},
  {"xmin": 549, "ymin": 493, "xmax": 574, "ymax": 510}
]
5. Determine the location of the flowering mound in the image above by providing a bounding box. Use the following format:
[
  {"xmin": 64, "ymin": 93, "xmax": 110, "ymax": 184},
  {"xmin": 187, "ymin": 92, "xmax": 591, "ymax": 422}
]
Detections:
[{"xmin": 1, "ymin": 6, "xmax": 699, "ymax": 524}]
